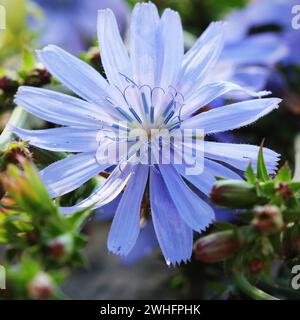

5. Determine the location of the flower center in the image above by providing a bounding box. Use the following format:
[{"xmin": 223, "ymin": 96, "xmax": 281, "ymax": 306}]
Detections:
[{"xmin": 102, "ymin": 83, "xmax": 192, "ymax": 165}]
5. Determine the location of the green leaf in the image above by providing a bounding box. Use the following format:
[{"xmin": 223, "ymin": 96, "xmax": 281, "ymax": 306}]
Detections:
[
  {"xmin": 66, "ymin": 206, "xmax": 93, "ymax": 231},
  {"xmin": 289, "ymin": 181, "xmax": 300, "ymax": 192},
  {"xmin": 275, "ymin": 163, "xmax": 292, "ymax": 183},
  {"xmin": 245, "ymin": 163, "xmax": 256, "ymax": 184},
  {"xmin": 22, "ymin": 48, "xmax": 36, "ymax": 71},
  {"xmin": 257, "ymin": 144, "xmax": 270, "ymax": 182},
  {"xmin": 258, "ymin": 181, "xmax": 275, "ymax": 197}
]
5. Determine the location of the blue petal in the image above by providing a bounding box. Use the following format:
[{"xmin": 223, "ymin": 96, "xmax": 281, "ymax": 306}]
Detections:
[
  {"xmin": 174, "ymin": 158, "xmax": 242, "ymax": 196},
  {"xmin": 15, "ymin": 86, "xmax": 117, "ymax": 127},
  {"xmin": 37, "ymin": 45, "xmax": 112, "ymax": 106},
  {"xmin": 121, "ymin": 219, "xmax": 158, "ymax": 265},
  {"xmin": 182, "ymin": 81, "xmax": 270, "ymax": 116},
  {"xmin": 204, "ymin": 141, "xmax": 280, "ymax": 173},
  {"xmin": 183, "ymin": 98, "xmax": 281, "ymax": 133},
  {"xmin": 159, "ymin": 165, "xmax": 215, "ymax": 232},
  {"xmin": 158, "ymin": 8, "xmax": 184, "ymax": 91},
  {"xmin": 41, "ymin": 153, "xmax": 107, "ymax": 198},
  {"xmin": 95, "ymin": 193, "xmax": 122, "ymax": 221},
  {"xmin": 11, "ymin": 126, "xmax": 98, "ymax": 152},
  {"xmin": 60, "ymin": 164, "xmax": 134, "ymax": 214},
  {"xmin": 177, "ymin": 22, "xmax": 225, "ymax": 98},
  {"xmin": 97, "ymin": 9, "xmax": 132, "ymax": 90},
  {"xmin": 150, "ymin": 168, "xmax": 193, "ymax": 265},
  {"xmin": 229, "ymin": 67, "xmax": 270, "ymax": 94},
  {"xmin": 221, "ymin": 33, "xmax": 288, "ymax": 65},
  {"xmin": 108, "ymin": 165, "xmax": 149, "ymax": 256},
  {"xmin": 174, "ymin": 164, "xmax": 215, "ymax": 196},
  {"xmin": 130, "ymin": 2, "xmax": 160, "ymax": 87}
]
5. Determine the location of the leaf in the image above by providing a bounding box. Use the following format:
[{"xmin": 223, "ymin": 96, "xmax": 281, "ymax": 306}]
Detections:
[
  {"xmin": 275, "ymin": 163, "xmax": 292, "ymax": 183},
  {"xmin": 22, "ymin": 48, "xmax": 36, "ymax": 71},
  {"xmin": 245, "ymin": 163, "xmax": 256, "ymax": 184},
  {"xmin": 258, "ymin": 181, "xmax": 275, "ymax": 197},
  {"xmin": 289, "ymin": 181, "xmax": 300, "ymax": 193},
  {"xmin": 66, "ymin": 206, "xmax": 93, "ymax": 231},
  {"xmin": 257, "ymin": 142, "xmax": 270, "ymax": 182}
]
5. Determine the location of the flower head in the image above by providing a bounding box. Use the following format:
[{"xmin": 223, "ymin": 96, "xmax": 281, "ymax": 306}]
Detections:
[
  {"xmin": 224, "ymin": 0, "xmax": 300, "ymax": 69},
  {"xmin": 32, "ymin": 0, "xmax": 129, "ymax": 53},
  {"xmin": 13, "ymin": 3, "xmax": 281, "ymax": 265}
]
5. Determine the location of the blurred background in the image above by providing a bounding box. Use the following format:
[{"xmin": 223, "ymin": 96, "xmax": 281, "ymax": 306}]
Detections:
[{"xmin": 0, "ymin": 0, "xmax": 300, "ymax": 299}]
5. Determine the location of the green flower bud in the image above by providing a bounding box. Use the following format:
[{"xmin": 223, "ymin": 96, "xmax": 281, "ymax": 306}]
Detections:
[{"xmin": 211, "ymin": 180, "xmax": 259, "ymax": 209}]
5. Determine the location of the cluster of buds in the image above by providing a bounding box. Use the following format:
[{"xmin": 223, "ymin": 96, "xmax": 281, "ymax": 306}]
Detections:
[
  {"xmin": 198, "ymin": 148, "xmax": 300, "ymax": 298},
  {"xmin": 0, "ymin": 160, "xmax": 90, "ymax": 299}
]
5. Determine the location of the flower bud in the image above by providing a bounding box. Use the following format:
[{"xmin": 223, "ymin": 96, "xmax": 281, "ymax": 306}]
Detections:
[
  {"xmin": 28, "ymin": 272, "xmax": 54, "ymax": 300},
  {"xmin": 0, "ymin": 76, "xmax": 16, "ymax": 92},
  {"xmin": 211, "ymin": 180, "xmax": 259, "ymax": 209},
  {"xmin": 24, "ymin": 69, "xmax": 51, "ymax": 87},
  {"xmin": 276, "ymin": 182, "xmax": 292, "ymax": 200},
  {"xmin": 249, "ymin": 260, "xmax": 265, "ymax": 273},
  {"xmin": 48, "ymin": 234, "xmax": 74, "ymax": 262},
  {"xmin": 252, "ymin": 205, "xmax": 284, "ymax": 235},
  {"xmin": 194, "ymin": 230, "xmax": 241, "ymax": 263}
]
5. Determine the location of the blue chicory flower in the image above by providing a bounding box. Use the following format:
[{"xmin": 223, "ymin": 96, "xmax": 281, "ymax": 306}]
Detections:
[
  {"xmin": 31, "ymin": 0, "xmax": 129, "ymax": 53},
  {"xmin": 221, "ymin": 0, "xmax": 300, "ymax": 89},
  {"xmin": 12, "ymin": 3, "xmax": 281, "ymax": 265}
]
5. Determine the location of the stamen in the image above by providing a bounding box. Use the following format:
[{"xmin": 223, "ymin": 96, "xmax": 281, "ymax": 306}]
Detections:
[
  {"xmin": 129, "ymin": 107, "xmax": 142, "ymax": 124},
  {"xmin": 150, "ymin": 106, "xmax": 155, "ymax": 124},
  {"xmin": 119, "ymin": 72, "xmax": 138, "ymax": 87},
  {"xmin": 141, "ymin": 92, "xmax": 149, "ymax": 114},
  {"xmin": 116, "ymin": 107, "xmax": 133, "ymax": 122},
  {"xmin": 163, "ymin": 100, "xmax": 175, "ymax": 117},
  {"xmin": 168, "ymin": 122, "xmax": 181, "ymax": 132},
  {"xmin": 164, "ymin": 110, "xmax": 175, "ymax": 124},
  {"xmin": 112, "ymin": 124, "xmax": 130, "ymax": 132}
]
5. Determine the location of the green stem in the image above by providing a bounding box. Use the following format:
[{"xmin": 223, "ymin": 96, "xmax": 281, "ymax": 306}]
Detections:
[
  {"xmin": 233, "ymin": 271, "xmax": 279, "ymax": 300},
  {"xmin": 293, "ymin": 134, "xmax": 300, "ymax": 181},
  {"xmin": 0, "ymin": 106, "xmax": 28, "ymax": 150}
]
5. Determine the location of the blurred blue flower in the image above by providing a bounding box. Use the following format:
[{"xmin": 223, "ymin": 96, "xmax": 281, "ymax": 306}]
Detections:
[
  {"xmin": 32, "ymin": 0, "xmax": 129, "ymax": 53},
  {"xmin": 13, "ymin": 3, "xmax": 280, "ymax": 265},
  {"xmin": 218, "ymin": 0, "xmax": 299, "ymax": 94}
]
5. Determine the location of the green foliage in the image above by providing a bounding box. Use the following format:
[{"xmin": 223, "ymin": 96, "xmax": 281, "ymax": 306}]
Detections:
[
  {"xmin": 201, "ymin": 149, "xmax": 300, "ymax": 299},
  {"xmin": 0, "ymin": 160, "xmax": 93, "ymax": 299}
]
